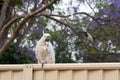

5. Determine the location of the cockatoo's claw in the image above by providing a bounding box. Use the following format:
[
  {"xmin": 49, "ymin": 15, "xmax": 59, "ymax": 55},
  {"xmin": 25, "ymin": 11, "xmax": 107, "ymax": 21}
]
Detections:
[
  {"xmin": 41, "ymin": 63, "xmax": 44, "ymax": 69},
  {"xmin": 41, "ymin": 61, "xmax": 47, "ymax": 69}
]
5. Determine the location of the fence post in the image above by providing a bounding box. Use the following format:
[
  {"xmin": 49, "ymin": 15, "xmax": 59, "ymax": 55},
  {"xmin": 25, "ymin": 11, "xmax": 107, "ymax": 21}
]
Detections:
[{"xmin": 23, "ymin": 64, "xmax": 33, "ymax": 80}]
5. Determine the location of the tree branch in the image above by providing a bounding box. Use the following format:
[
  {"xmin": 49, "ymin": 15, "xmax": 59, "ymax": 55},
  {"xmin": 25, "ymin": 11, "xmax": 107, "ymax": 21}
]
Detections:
[
  {"xmin": 41, "ymin": 13, "xmax": 80, "ymax": 36},
  {"xmin": 0, "ymin": 15, "xmax": 24, "ymax": 39},
  {"xmin": 0, "ymin": 0, "xmax": 57, "ymax": 56},
  {"xmin": 41, "ymin": 12, "xmax": 102, "ymax": 22},
  {"xmin": 0, "ymin": 0, "xmax": 10, "ymax": 30}
]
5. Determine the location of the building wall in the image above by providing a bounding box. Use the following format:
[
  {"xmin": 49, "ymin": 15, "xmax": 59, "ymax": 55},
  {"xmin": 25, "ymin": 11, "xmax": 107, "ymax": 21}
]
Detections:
[{"xmin": 0, "ymin": 63, "xmax": 119, "ymax": 80}]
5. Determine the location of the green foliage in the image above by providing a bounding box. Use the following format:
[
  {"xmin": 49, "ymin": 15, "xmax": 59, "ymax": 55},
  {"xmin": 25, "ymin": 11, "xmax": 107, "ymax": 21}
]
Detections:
[
  {"xmin": 0, "ymin": 0, "xmax": 3, "ymax": 3},
  {"xmin": 14, "ymin": 0, "xmax": 23, "ymax": 7},
  {"xmin": 55, "ymin": 41, "xmax": 75, "ymax": 63},
  {"xmin": 0, "ymin": 44, "xmax": 35, "ymax": 64},
  {"xmin": 42, "ymin": 0, "xmax": 61, "ymax": 11},
  {"xmin": 48, "ymin": 30, "xmax": 62, "ymax": 41},
  {"xmin": 48, "ymin": 30, "xmax": 76, "ymax": 63}
]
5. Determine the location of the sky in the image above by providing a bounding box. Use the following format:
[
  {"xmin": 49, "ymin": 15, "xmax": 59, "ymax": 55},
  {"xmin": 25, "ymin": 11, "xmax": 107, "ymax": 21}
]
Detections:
[{"xmin": 59, "ymin": 0, "xmax": 96, "ymax": 14}]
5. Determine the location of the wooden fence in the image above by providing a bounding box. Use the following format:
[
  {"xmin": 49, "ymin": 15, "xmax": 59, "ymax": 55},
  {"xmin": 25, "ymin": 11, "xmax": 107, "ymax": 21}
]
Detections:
[{"xmin": 0, "ymin": 63, "xmax": 120, "ymax": 80}]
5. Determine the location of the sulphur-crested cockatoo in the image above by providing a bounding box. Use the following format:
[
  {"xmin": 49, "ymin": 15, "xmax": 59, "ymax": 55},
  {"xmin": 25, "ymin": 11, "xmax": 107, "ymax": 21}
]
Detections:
[
  {"xmin": 82, "ymin": 27, "xmax": 93, "ymax": 42},
  {"xmin": 35, "ymin": 32, "xmax": 55, "ymax": 67},
  {"xmin": 82, "ymin": 27, "xmax": 93, "ymax": 47}
]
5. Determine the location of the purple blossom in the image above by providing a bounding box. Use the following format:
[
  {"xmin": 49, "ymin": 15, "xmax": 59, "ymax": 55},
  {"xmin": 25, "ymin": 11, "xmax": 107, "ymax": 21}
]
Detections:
[
  {"xmin": 101, "ymin": 8, "xmax": 110, "ymax": 16},
  {"xmin": 94, "ymin": 40, "xmax": 100, "ymax": 49},
  {"xmin": 106, "ymin": 0, "xmax": 117, "ymax": 3},
  {"xmin": 72, "ymin": 6, "xmax": 79, "ymax": 12},
  {"xmin": 36, "ymin": 16, "xmax": 41, "ymax": 20},
  {"xmin": 76, "ymin": 46, "xmax": 85, "ymax": 58},
  {"xmin": 33, "ymin": 43, "xmax": 36, "ymax": 47},
  {"xmin": 37, "ymin": 4, "xmax": 42, "ymax": 9},
  {"xmin": 23, "ymin": 0, "xmax": 29, "ymax": 2},
  {"xmin": 23, "ymin": 11, "xmax": 28, "ymax": 15},
  {"xmin": 70, "ymin": 0, "xmax": 73, "ymax": 5},
  {"xmin": 108, "ymin": 21, "xmax": 117, "ymax": 27},
  {"xmin": 97, "ymin": 19, "xmax": 104, "ymax": 25},
  {"xmin": 19, "ymin": 46, "xmax": 24, "ymax": 54},
  {"xmin": 27, "ymin": 48, "xmax": 35, "ymax": 56},
  {"xmin": 79, "ymin": 0, "xmax": 84, "ymax": 3},
  {"xmin": 111, "ymin": 11, "xmax": 120, "ymax": 18},
  {"xmin": 106, "ymin": 0, "xmax": 120, "ymax": 8},
  {"xmin": 34, "ymin": 0, "xmax": 39, "ymax": 3},
  {"xmin": 1, "ymin": 40, "xmax": 6, "ymax": 46},
  {"xmin": 82, "ymin": 17, "xmax": 90, "ymax": 22},
  {"xmin": 39, "ymin": 24, "xmax": 45, "ymax": 34},
  {"xmin": 89, "ymin": 21, "xmax": 97, "ymax": 30},
  {"xmin": 13, "ymin": 54, "xmax": 20, "ymax": 60},
  {"xmin": 33, "ymin": 34, "xmax": 39, "ymax": 39},
  {"xmin": 32, "ymin": 27, "xmax": 36, "ymax": 31}
]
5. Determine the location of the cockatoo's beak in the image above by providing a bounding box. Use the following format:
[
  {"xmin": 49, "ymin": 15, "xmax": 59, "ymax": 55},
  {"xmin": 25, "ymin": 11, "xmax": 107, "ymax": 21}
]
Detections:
[{"xmin": 45, "ymin": 36, "xmax": 50, "ymax": 41}]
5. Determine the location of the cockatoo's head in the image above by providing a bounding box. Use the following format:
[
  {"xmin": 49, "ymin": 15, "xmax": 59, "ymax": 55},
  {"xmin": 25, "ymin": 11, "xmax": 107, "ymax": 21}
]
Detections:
[{"xmin": 41, "ymin": 33, "xmax": 51, "ymax": 42}]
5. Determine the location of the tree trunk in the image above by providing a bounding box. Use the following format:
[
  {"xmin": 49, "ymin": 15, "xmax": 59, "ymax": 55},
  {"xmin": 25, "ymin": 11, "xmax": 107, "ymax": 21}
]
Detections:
[{"xmin": 0, "ymin": 0, "xmax": 11, "ymax": 49}]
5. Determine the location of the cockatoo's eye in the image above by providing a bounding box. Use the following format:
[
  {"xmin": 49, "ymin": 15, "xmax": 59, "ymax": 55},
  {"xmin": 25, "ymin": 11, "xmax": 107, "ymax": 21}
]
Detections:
[
  {"xmin": 44, "ymin": 36, "xmax": 47, "ymax": 38},
  {"xmin": 44, "ymin": 35, "xmax": 48, "ymax": 38},
  {"xmin": 45, "ymin": 36, "xmax": 50, "ymax": 41}
]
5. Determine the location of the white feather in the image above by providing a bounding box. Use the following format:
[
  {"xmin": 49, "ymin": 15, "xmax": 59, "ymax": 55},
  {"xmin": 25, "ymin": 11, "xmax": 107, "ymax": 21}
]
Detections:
[
  {"xmin": 48, "ymin": 42, "xmax": 55, "ymax": 63},
  {"xmin": 87, "ymin": 32, "xmax": 93, "ymax": 42},
  {"xmin": 35, "ymin": 33, "xmax": 55, "ymax": 63}
]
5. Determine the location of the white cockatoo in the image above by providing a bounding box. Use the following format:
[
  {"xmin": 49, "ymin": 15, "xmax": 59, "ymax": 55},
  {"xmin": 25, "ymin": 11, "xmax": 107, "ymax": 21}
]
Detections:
[
  {"xmin": 82, "ymin": 27, "xmax": 93, "ymax": 47},
  {"xmin": 82, "ymin": 27, "xmax": 93, "ymax": 42},
  {"xmin": 35, "ymin": 32, "xmax": 55, "ymax": 68}
]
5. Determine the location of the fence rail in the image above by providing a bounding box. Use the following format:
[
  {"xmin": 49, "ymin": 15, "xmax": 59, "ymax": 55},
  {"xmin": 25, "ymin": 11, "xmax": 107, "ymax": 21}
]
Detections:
[{"xmin": 0, "ymin": 63, "xmax": 119, "ymax": 80}]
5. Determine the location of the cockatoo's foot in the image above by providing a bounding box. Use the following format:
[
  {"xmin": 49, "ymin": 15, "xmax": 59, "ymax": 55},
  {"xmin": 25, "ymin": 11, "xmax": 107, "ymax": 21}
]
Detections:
[{"xmin": 41, "ymin": 61, "xmax": 47, "ymax": 69}]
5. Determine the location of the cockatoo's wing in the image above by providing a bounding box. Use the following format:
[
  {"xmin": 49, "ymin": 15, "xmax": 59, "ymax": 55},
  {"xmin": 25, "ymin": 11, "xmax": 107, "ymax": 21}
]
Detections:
[{"xmin": 48, "ymin": 42, "xmax": 55, "ymax": 63}]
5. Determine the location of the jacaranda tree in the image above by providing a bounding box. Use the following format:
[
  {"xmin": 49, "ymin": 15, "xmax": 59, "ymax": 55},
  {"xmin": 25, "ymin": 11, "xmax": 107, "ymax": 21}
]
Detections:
[{"xmin": 0, "ymin": 0, "xmax": 120, "ymax": 63}]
